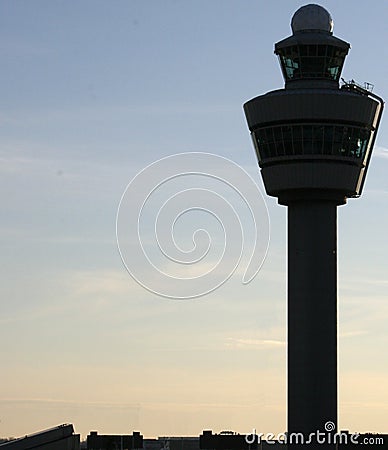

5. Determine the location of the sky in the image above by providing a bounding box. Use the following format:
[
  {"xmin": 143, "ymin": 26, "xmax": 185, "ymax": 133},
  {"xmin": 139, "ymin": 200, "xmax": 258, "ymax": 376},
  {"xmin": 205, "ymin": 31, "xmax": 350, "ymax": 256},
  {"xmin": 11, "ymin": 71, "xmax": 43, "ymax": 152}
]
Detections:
[{"xmin": 1, "ymin": 0, "xmax": 388, "ymax": 441}]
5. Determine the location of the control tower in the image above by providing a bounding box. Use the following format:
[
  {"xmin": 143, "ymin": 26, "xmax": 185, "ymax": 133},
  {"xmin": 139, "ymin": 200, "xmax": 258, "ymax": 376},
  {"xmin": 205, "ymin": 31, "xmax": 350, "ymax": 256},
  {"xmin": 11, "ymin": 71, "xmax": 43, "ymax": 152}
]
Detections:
[{"xmin": 243, "ymin": 4, "xmax": 384, "ymax": 447}]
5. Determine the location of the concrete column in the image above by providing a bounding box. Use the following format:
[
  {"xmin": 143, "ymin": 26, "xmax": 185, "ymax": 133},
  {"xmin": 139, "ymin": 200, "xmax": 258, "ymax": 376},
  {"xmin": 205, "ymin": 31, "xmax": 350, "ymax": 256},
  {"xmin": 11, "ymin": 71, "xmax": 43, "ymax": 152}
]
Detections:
[{"xmin": 287, "ymin": 200, "xmax": 338, "ymax": 449}]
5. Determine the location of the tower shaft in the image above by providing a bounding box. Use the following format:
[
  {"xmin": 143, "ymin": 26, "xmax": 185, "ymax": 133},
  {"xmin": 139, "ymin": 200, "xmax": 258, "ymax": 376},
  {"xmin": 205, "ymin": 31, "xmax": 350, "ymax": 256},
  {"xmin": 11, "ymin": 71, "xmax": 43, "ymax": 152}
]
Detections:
[{"xmin": 287, "ymin": 199, "xmax": 337, "ymax": 447}]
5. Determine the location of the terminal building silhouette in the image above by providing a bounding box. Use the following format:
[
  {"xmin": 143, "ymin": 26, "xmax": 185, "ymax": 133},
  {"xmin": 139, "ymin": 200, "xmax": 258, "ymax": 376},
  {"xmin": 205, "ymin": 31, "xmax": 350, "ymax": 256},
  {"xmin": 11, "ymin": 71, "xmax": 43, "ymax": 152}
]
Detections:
[
  {"xmin": 0, "ymin": 424, "xmax": 79, "ymax": 450},
  {"xmin": 243, "ymin": 3, "xmax": 383, "ymax": 449},
  {"xmin": 87, "ymin": 431, "xmax": 143, "ymax": 450},
  {"xmin": 1, "ymin": 426, "xmax": 388, "ymax": 450}
]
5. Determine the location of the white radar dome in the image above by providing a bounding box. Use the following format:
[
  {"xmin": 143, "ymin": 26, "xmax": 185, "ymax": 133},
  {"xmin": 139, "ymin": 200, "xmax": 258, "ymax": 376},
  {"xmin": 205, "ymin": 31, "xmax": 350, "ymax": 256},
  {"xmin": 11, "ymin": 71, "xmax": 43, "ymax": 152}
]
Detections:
[{"xmin": 291, "ymin": 4, "xmax": 333, "ymax": 33}]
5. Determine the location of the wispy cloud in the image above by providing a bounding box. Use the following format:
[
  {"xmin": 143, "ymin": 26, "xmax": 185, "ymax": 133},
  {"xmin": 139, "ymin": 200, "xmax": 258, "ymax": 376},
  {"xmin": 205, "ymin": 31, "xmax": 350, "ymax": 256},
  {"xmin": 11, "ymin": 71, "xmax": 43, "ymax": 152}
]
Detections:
[
  {"xmin": 0, "ymin": 397, "xmax": 141, "ymax": 409},
  {"xmin": 374, "ymin": 146, "xmax": 388, "ymax": 159},
  {"xmin": 339, "ymin": 330, "xmax": 368, "ymax": 338},
  {"xmin": 226, "ymin": 331, "xmax": 368, "ymax": 347},
  {"xmin": 226, "ymin": 337, "xmax": 285, "ymax": 349}
]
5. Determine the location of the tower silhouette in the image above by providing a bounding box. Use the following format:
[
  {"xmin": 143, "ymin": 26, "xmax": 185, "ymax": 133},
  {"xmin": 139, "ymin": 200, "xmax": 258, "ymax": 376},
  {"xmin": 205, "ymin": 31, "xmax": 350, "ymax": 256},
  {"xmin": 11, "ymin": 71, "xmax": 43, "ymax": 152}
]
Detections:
[{"xmin": 243, "ymin": 4, "xmax": 384, "ymax": 448}]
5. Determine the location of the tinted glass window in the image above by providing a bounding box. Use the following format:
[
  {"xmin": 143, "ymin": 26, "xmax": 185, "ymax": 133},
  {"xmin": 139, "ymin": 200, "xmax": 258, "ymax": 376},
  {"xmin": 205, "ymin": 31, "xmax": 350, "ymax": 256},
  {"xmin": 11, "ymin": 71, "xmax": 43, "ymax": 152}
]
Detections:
[
  {"xmin": 253, "ymin": 124, "xmax": 371, "ymax": 160},
  {"xmin": 278, "ymin": 45, "xmax": 346, "ymax": 81}
]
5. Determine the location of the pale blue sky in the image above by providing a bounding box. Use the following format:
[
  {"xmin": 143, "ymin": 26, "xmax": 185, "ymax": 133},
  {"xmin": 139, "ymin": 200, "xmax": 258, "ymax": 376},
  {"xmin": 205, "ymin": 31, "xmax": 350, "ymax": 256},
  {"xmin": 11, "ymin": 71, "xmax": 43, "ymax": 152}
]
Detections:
[{"xmin": 0, "ymin": 0, "xmax": 387, "ymax": 440}]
